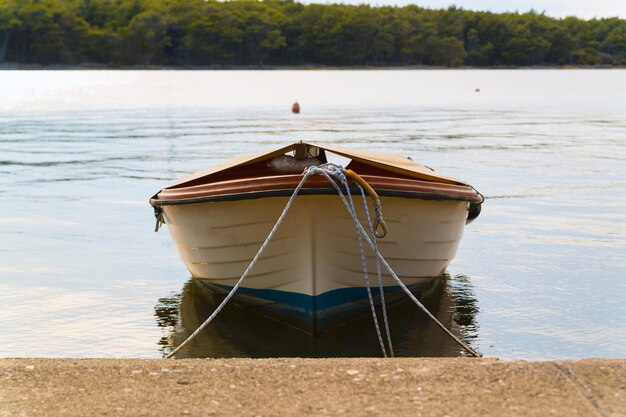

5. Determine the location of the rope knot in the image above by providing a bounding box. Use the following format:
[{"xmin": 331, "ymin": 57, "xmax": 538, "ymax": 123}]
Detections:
[{"xmin": 373, "ymin": 199, "xmax": 388, "ymax": 238}]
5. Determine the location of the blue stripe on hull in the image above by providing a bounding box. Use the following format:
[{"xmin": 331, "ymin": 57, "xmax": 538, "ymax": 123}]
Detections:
[{"xmin": 197, "ymin": 280, "xmax": 436, "ymax": 335}]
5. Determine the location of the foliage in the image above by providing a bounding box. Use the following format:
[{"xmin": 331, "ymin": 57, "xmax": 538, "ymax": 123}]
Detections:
[{"xmin": 0, "ymin": 0, "xmax": 624, "ymax": 66}]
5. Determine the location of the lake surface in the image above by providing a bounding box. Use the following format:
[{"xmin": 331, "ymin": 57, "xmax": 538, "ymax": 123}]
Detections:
[{"xmin": 1, "ymin": 70, "xmax": 625, "ymax": 359}]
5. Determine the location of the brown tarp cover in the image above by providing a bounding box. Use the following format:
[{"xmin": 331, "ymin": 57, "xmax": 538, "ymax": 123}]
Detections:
[{"xmin": 166, "ymin": 142, "xmax": 466, "ymax": 188}]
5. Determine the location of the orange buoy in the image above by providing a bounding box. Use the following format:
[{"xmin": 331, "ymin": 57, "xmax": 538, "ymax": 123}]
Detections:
[{"xmin": 291, "ymin": 101, "xmax": 300, "ymax": 114}]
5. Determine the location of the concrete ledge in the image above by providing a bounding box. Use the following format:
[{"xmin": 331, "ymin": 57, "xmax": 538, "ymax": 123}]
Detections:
[{"xmin": 1, "ymin": 358, "xmax": 624, "ymax": 416}]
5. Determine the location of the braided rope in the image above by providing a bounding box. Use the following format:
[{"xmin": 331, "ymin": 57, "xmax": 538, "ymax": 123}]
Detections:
[
  {"xmin": 307, "ymin": 164, "xmax": 390, "ymax": 357},
  {"xmin": 164, "ymin": 163, "xmax": 479, "ymax": 358}
]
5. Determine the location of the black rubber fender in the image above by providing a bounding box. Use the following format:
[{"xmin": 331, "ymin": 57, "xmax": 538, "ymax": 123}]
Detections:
[{"xmin": 466, "ymin": 202, "xmax": 481, "ymax": 224}]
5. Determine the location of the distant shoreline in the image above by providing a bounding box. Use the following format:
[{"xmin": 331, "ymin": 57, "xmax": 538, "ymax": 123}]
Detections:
[
  {"xmin": 2, "ymin": 1, "xmax": 623, "ymax": 70},
  {"xmin": 0, "ymin": 63, "xmax": 623, "ymax": 70}
]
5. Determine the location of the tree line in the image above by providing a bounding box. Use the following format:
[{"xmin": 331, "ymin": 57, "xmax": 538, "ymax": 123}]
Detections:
[{"xmin": 0, "ymin": 0, "xmax": 624, "ymax": 67}]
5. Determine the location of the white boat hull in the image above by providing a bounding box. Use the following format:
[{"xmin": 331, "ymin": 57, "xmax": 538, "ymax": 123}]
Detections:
[{"xmin": 162, "ymin": 194, "xmax": 469, "ymax": 334}]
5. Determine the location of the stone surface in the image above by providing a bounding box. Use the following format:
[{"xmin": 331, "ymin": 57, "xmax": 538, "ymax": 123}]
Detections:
[{"xmin": 0, "ymin": 358, "xmax": 624, "ymax": 416}]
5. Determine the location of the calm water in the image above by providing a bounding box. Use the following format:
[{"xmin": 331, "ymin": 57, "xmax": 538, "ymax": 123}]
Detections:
[{"xmin": 1, "ymin": 70, "xmax": 625, "ymax": 359}]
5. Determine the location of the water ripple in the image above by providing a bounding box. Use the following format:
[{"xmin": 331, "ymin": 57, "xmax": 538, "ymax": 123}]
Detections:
[{"xmin": 1, "ymin": 70, "xmax": 625, "ymax": 359}]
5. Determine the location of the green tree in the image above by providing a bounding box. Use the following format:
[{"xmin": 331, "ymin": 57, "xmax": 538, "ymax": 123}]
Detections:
[
  {"xmin": 119, "ymin": 11, "xmax": 170, "ymax": 65},
  {"xmin": 428, "ymin": 36, "xmax": 466, "ymax": 66},
  {"xmin": 17, "ymin": 1, "xmax": 65, "ymax": 64},
  {"xmin": 600, "ymin": 20, "xmax": 626, "ymax": 64},
  {"xmin": 0, "ymin": 0, "xmax": 21, "ymax": 62}
]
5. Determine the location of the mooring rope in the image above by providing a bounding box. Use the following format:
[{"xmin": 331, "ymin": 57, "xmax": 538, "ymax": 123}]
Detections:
[
  {"xmin": 312, "ymin": 168, "xmax": 480, "ymax": 357},
  {"xmin": 312, "ymin": 164, "xmax": 391, "ymax": 357},
  {"xmin": 164, "ymin": 163, "xmax": 479, "ymax": 358},
  {"xmin": 357, "ymin": 182, "xmax": 394, "ymax": 357},
  {"xmin": 361, "ymin": 223, "xmax": 481, "ymax": 357},
  {"xmin": 164, "ymin": 166, "xmax": 318, "ymax": 359}
]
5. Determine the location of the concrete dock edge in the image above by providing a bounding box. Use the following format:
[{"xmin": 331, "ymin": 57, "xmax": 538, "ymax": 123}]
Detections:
[{"xmin": 1, "ymin": 358, "xmax": 624, "ymax": 416}]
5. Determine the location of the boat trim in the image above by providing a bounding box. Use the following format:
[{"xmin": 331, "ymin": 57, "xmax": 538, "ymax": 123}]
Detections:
[
  {"xmin": 151, "ymin": 186, "xmax": 481, "ymax": 206},
  {"xmin": 152, "ymin": 174, "xmax": 482, "ymax": 206}
]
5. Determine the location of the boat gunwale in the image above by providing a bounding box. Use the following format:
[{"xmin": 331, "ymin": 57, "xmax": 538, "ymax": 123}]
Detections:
[
  {"xmin": 152, "ymin": 174, "xmax": 482, "ymax": 206},
  {"xmin": 151, "ymin": 186, "xmax": 482, "ymax": 206}
]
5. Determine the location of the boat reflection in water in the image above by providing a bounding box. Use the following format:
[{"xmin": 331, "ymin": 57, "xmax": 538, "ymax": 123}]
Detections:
[{"xmin": 154, "ymin": 274, "xmax": 480, "ymax": 358}]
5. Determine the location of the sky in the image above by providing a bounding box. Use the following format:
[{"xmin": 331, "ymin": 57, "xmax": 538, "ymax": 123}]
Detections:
[{"xmin": 303, "ymin": 0, "xmax": 626, "ymax": 19}]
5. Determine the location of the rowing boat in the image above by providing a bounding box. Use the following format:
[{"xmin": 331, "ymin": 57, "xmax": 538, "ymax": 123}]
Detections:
[{"xmin": 150, "ymin": 142, "xmax": 482, "ymax": 335}]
